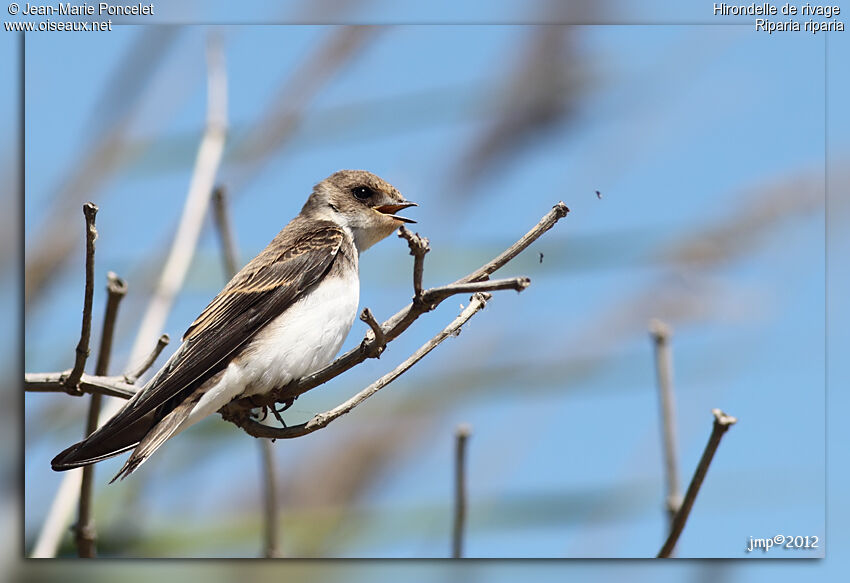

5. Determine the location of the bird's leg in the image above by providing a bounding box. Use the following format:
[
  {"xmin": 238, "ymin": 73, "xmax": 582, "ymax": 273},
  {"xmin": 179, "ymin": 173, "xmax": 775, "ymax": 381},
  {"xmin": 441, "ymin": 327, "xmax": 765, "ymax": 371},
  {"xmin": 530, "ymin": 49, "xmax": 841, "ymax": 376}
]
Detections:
[
  {"xmin": 270, "ymin": 406, "xmax": 286, "ymax": 428},
  {"xmin": 270, "ymin": 397, "xmax": 296, "ymax": 428}
]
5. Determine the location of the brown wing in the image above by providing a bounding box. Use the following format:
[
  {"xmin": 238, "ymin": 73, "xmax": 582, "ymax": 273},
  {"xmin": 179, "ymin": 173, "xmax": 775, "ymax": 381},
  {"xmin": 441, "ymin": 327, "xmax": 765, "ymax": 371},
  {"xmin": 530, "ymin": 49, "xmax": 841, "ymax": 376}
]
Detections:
[{"xmin": 52, "ymin": 222, "xmax": 346, "ymax": 470}]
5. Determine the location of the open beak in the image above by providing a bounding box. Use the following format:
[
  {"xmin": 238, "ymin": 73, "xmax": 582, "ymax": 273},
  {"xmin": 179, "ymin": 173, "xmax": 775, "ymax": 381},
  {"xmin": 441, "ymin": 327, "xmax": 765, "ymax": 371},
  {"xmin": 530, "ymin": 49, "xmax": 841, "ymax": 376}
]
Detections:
[{"xmin": 373, "ymin": 201, "xmax": 417, "ymax": 224}]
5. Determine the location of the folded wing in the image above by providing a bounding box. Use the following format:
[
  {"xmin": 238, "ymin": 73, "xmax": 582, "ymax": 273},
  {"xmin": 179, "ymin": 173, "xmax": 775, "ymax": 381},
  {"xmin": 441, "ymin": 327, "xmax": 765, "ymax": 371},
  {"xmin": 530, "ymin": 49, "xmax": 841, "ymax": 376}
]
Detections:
[{"xmin": 51, "ymin": 222, "xmax": 346, "ymax": 471}]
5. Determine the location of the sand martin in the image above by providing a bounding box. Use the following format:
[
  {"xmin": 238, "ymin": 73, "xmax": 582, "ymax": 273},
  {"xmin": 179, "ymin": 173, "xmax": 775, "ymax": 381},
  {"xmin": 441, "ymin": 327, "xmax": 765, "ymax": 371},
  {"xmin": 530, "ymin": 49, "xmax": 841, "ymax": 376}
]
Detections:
[{"xmin": 52, "ymin": 170, "xmax": 416, "ymax": 481}]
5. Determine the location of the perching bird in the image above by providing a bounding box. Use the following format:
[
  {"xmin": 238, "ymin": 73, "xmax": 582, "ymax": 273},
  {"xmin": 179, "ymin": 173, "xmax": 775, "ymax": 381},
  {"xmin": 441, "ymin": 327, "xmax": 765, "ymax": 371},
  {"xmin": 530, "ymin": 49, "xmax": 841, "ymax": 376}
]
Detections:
[{"xmin": 52, "ymin": 170, "xmax": 416, "ymax": 481}]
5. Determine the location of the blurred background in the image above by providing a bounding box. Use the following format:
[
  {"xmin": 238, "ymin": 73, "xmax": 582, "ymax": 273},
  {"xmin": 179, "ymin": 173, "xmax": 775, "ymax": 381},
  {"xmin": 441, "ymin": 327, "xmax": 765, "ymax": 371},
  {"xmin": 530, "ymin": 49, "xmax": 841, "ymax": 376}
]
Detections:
[{"xmin": 5, "ymin": 0, "xmax": 849, "ymax": 579}]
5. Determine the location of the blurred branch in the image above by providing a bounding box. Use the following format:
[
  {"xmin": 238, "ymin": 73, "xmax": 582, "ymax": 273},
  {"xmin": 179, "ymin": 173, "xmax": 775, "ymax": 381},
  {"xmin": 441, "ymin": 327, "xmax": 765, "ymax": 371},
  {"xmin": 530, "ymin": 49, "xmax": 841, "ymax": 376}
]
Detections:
[
  {"xmin": 657, "ymin": 409, "xmax": 737, "ymax": 558},
  {"xmin": 649, "ymin": 319, "xmax": 681, "ymax": 529},
  {"xmin": 230, "ymin": 26, "xmax": 379, "ymax": 194},
  {"xmin": 211, "ymin": 185, "xmax": 239, "ymax": 277},
  {"xmin": 76, "ymin": 272, "xmax": 127, "ymax": 558},
  {"xmin": 211, "ymin": 181, "xmax": 280, "ymax": 559},
  {"xmin": 227, "ymin": 293, "xmax": 493, "ymax": 440},
  {"xmin": 452, "ymin": 22, "xmax": 587, "ymax": 191},
  {"xmin": 260, "ymin": 439, "xmax": 281, "ymax": 558},
  {"xmin": 665, "ymin": 172, "xmax": 824, "ymax": 269},
  {"xmin": 127, "ymin": 34, "xmax": 228, "ymax": 367},
  {"xmin": 452, "ymin": 423, "xmax": 471, "ymax": 559},
  {"xmin": 28, "ymin": 33, "xmax": 228, "ymax": 559},
  {"xmin": 24, "ymin": 29, "xmax": 178, "ymax": 309},
  {"xmin": 64, "ymin": 203, "xmax": 98, "ymax": 394}
]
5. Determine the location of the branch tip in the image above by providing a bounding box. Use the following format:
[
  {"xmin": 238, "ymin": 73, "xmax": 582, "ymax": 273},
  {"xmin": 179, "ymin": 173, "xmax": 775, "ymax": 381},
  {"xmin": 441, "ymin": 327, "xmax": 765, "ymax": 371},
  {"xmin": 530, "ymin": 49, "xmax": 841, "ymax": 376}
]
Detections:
[
  {"xmin": 359, "ymin": 307, "xmax": 386, "ymax": 358},
  {"xmin": 649, "ymin": 318, "xmax": 672, "ymax": 342},
  {"xmin": 123, "ymin": 334, "xmax": 171, "ymax": 384},
  {"xmin": 712, "ymin": 408, "xmax": 737, "ymax": 427},
  {"xmin": 106, "ymin": 272, "xmax": 128, "ymax": 295},
  {"xmin": 553, "ymin": 201, "xmax": 570, "ymax": 218},
  {"xmin": 399, "ymin": 225, "xmax": 430, "ymax": 298}
]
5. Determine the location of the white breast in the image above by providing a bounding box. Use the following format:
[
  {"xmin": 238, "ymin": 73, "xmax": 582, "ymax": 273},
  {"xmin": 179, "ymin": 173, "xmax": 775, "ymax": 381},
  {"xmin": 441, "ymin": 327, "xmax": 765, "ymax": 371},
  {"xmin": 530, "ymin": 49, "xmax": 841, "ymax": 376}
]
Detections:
[
  {"xmin": 178, "ymin": 269, "xmax": 360, "ymax": 431},
  {"xmin": 242, "ymin": 271, "xmax": 360, "ymax": 394}
]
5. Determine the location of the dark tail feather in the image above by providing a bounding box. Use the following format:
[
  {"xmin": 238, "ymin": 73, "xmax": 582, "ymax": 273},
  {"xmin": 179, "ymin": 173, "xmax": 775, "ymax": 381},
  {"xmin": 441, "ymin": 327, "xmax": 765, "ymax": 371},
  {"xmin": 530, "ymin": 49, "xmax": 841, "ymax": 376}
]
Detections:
[
  {"xmin": 51, "ymin": 408, "xmax": 158, "ymax": 471},
  {"xmin": 109, "ymin": 387, "xmax": 204, "ymax": 482}
]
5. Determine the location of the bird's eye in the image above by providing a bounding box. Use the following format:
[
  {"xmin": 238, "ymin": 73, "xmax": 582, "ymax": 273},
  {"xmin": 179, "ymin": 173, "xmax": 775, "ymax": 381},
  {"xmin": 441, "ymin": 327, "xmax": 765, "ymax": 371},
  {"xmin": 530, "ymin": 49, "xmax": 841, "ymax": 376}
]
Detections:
[{"xmin": 352, "ymin": 186, "xmax": 373, "ymax": 201}]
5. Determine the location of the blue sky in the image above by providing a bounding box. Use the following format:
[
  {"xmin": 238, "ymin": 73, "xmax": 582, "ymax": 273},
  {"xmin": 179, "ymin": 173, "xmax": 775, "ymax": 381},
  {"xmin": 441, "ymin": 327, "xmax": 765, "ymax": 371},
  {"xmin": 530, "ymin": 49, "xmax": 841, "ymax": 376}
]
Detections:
[{"xmin": 10, "ymin": 0, "xmax": 850, "ymax": 579}]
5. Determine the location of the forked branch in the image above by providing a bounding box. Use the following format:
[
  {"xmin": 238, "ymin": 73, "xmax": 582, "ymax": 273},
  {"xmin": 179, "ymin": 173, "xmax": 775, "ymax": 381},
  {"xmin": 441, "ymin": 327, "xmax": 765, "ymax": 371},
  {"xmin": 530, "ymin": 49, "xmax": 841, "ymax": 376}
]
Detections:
[{"xmin": 224, "ymin": 293, "xmax": 492, "ymax": 439}]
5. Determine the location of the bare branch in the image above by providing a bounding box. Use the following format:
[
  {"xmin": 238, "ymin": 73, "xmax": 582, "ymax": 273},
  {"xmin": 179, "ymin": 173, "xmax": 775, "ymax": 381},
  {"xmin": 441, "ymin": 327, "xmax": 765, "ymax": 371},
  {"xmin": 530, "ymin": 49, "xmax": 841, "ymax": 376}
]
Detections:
[
  {"xmin": 125, "ymin": 34, "xmax": 227, "ymax": 368},
  {"xmin": 452, "ymin": 423, "xmax": 471, "ymax": 559},
  {"xmin": 64, "ymin": 203, "xmax": 98, "ymax": 394},
  {"xmin": 420, "ymin": 277, "xmax": 529, "ymax": 307},
  {"xmin": 26, "ymin": 372, "xmax": 136, "ymax": 400},
  {"xmin": 211, "ymin": 184, "xmax": 239, "ymax": 278},
  {"xmin": 657, "ymin": 409, "xmax": 737, "ymax": 558},
  {"xmin": 649, "ymin": 318, "xmax": 681, "ymax": 530},
  {"xmin": 122, "ymin": 334, "xmax": 170, "ymax": 385},
  {"xmin": 359, "ymin": 308, "xmax": 386, "ymax": 359},
  {"xmin": 76, "ymin": 271, "xmax": 127, "ymax": 558},
  {"xmin": 93, "ymin": 273, "xmax": 128, "ymax": 377},
  {"xmin": 398, "ymin": 225, "xmax": 429, "ymax": 299},
  {"xmin": 456, "ymin": 201, "xmax": 569, "ymax": 284},
  {"xmin": 225, "ymin": 293, "xmax": 491, "ymax": 439}
]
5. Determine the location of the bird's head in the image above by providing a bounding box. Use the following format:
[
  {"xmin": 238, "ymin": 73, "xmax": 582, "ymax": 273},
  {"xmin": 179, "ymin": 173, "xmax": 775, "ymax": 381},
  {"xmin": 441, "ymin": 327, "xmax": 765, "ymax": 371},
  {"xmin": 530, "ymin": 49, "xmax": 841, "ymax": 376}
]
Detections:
[{"xmin": 304, "ymin": 170, "xmax": 417, "ymax": 251}]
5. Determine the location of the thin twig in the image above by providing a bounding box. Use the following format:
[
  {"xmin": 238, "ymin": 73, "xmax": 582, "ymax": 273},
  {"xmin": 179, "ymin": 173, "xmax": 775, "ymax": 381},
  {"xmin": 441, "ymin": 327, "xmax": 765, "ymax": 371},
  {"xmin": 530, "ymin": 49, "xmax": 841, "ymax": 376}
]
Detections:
[
  {"xmin": 122, "ymin": 334, "xmax": 170, "ymax": 385},
  {"xmin": 76, "ymin": 272, "xmax": 127, "ymax": 558},
  {"xmin": 456, "ymin": 201, "xmax": 569, "ymax": 284},
  {"xmin": 657, "ymin": 409, "xmax": 737, "ymax": 558},
  {"xmin": 359, "ymin": 308, "xmax": 386, "ymax": 358},
  {"xmin": 649, "ymin": 319, "xmax": 681, "ymax": 529},
  {"xmin": 420, "ymin": 277, "xmax": 529, "ymax": 307},
  {"xmin": 452, "ymin": 423, "xmax": 471, "ymax": 559},
  {"xmin": 30, "ymin": 34, "xmax": 228, "ymax": 559},
  {"xmin": 64, "ymin": 203, "xmax": 98, "ymax": 394},
  {"xmin": 230, "ymin": 26, "xmax": 379, "ymax": 195},
  {"xmin": 225, "ymin": 293, "xmax": 491, "ymax": 439},
  {"xmin": 398, "ymin": 225, "xmax": 429, "ymax": 299}
]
